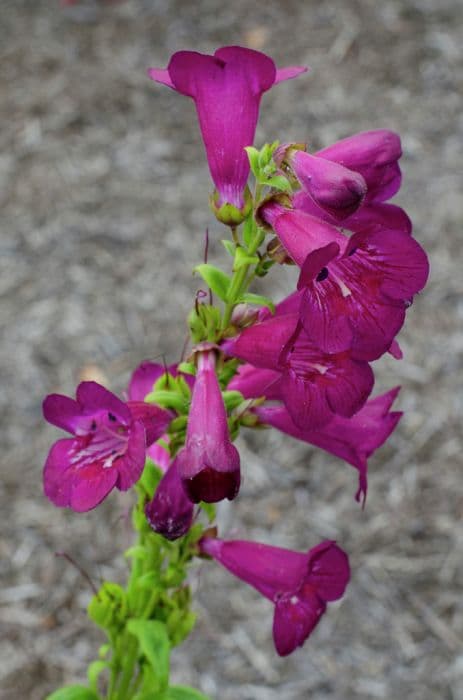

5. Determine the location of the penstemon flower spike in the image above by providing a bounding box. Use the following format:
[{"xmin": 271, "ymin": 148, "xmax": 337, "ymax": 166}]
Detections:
[{"xmin": 42, "ymin": 45, "xmax": 428, "ymax": 700}]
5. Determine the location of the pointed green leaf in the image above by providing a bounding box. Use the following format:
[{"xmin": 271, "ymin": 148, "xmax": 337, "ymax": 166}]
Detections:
[
  {"xmin": 233, "ymin": 247, "xmax": 259, "ymax": 270},
  {"xmin": 242, "ymin": 216, "xmax": 257, "ymax": 248},
  {"xmin": 264, "ymin": 175, "xmax": 292, "ymax": 192},
  {"xmin": 165, "ymin": 686, "xmax": 212, "ymax": 700},
  {"xmin": 177, "ymin": 362, "xmax": 196, "ymax": 376},
  {"xmin": 127, "ymin": 619, "xmax": 170, "ymax": 691},
  {"xmin": 46, "ymin": 687, "xmax": 99, "ymax": 700},
  {"xmin": 87, "ymin": 660, "xmax": 109, "ymax": 693},
  {"xmin": 240, "ymin": 292, "xmax": 275, "ymax": 313},
  {"xmin": 194, "ymin": 264, "xmax": 231, "ymax": 302},
  {"xmin": 221, "ymin": 239, "xmax": 236, "ymax": 257},
  {"xmin": 244, "ymin": 146, "xmax": 260, "ymax": 177}
]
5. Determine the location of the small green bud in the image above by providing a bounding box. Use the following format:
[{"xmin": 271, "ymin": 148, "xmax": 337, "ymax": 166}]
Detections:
[{"xmin": 209, "ymin": 186, "xmax": 253, "ymax": 226}]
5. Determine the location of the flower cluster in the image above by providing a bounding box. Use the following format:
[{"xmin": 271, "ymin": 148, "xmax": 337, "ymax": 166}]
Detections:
[{"xmin": 42, "ymin": 44, "xmax": 428, "ymax": 669}]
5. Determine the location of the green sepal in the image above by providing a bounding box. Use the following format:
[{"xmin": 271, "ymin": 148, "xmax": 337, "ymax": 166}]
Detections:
[
  {"xmin": 245, "ymin": 146, "xmax": 260, "ymax": 178},
  {"xmin": 194, "ymin": 264, "xmax": 231, "ymax": 302},
  {"xmin": 168, "ymin": 415, "xmax": 188, "ymax": 433},
  {"xmin": 145, "ymin": 390, "xmax": 188, "ymax": 414},
  {"xmin": 46, "ymin": 686, "xmax": 99, "ymax": 700},
  {"xmin": 177, "ymin": 362, "xmax": 196, "ymax": 376},
  {"xmin": 233, "ymin": 246, "xmax": 259, "ymax": 271},
  {"xmin": 200, "ymin": 501, "xmax": 216, "ymax": 523},
  {"xmin": 127, "ymin": 619, "xmax": 170, "ymax": 692},
  {"xmin": 87, "ymin": 659, "xmax": 110, "ymax": 694},
  {"xmin": 87, "ymin": 582, "xmax": 127, "ymax": 631},
  {"xmin": 138, "ymin": 459, "xmax": 163, "ymax": 498},
  {"xmin": 239, "ymin": 292, "xmax": 275, "ymax": 313},
  {"xmin": 222, "ymin": 390, "xmax": 245, "ymax": 411},
  {"xmin": 255, "ymin": 258, "xmax": 275, "ymax": 277},
  {"xmin": 166, "ymin": 608, "xmax": 197, "ymax": 647},
  {"xmin": 164, "ymin": 686, "xmax": 212, "ymax": 700},
  {"xmin": 222, "ymin": 239, "xmax": 236, "ymax": 257},
  {"xmin": 218, "ymin": 358, "xmax": 240, "ymax": 388},
  {"xmin": 265, "ymin": 175, "xmax": 292, "ymax": 192}
]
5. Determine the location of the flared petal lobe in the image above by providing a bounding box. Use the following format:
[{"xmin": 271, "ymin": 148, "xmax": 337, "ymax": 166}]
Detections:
[
  {"xmin": 148, "ymin": 46, "xmax": 307, "ymax": 210},
  {"xmin": 200, "ymin": 537, "xmax": 349, "ymax": 656},
  {"xmin": 42, "ymin": 381, "xmax": 155, "ymax": 511}
]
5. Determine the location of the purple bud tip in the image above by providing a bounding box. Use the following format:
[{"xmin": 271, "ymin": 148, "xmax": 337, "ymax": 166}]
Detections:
[{"xmin": 182, "ymin": 466, "xmax": 240, "ymax": 504}]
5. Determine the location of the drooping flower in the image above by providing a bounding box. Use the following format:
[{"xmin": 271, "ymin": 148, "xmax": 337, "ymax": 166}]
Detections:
[
  {"xmin": 145, "ymin": 457, "xmax": 194, "ymax": 540},
  {"xmin": 43, "ymin": 381, "xmax": 172, "ymax": 512},
  {"xmin": 148, "ymin": 46, "xmax": 306, "ymax": 221},
  {"xmin": 200, "ymin": 536, "xmax": 350, "ymax": 656},
  {"xmin": 261, "ymin": 205, "xmax": 429, "ymax": 360},
  {"xmin": 254, "ymin": 388, "xmax": 402, "ymax": 505},
  {"xmin": 176, "ymin": 351, "xmax": 240, "ymax": 503},
  {"xmin": 222, "ymin": 313, "xmax": 374, "ymax": 430}
]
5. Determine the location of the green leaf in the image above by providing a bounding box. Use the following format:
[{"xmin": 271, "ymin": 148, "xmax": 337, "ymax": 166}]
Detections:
[
  {"xmin": 233, "ymin": 246, "xmax": 259, "ymax": 270},
  {"xmin": 239, "ymin": 293, "xmax": 275, "ymax": 313},
  {"xmin": 194, "ymin": 264, "xmax": 231, "ymax": 302},
  {"xmin": 264, "ymin": 175, "xmax": 292, "ymax": 192},
  {"xmin": 244, "ymin": 146, "xmax": 260, "ymax": 177},
  {"xmin": 165, "ymin": 686, "xmax": 212, "ymax": 700},
  {"xmin": 127, "ymin": 619, "xmax": 170, "ymax": 691},
  {"xmin": 222, "ymin": 390, "xmax": 245, "ymax": 411},
  {"xmin": 221, "ymin": 239, "xmax": 235, "ymax": 257},
  {"xmin": 87, "ymin": 660, "xmax": 109, "ymax": 693},
  {"xmin": 46, "ymin": 687, "xmax": 99, "ymax": 700},
  {"xmin": 177, "ymin": 361, "xmax": 196, "ymax": 376},
  {"xmin": 87, "ymin": 582, "xmax": 127, "ymax": 631}
]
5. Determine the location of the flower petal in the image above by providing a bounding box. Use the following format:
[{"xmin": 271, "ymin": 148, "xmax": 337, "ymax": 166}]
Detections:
[
  {"xmin": 306, "ymin": 541, "xmax": 351, "ymax": 601},
  {"xmin": 127, "ymin": 401, "xmax": 172, "ymax": 446},
  {"xmin": 42, "ymin": 394, "xmax": 81, "ymax": 433},
  {"xmin": 76, "ymin": 381, "xmax": 131, "ymax": 423},
  {"xmin": 274, "ymin": 65, "xmax": 309, "ymax": 84},
  {"xmin": 273, "ymin": 592, "xmax": 326, "ymax": 656},
  {"xmin": 115, "ymin": 420, "xmax": 147, "ymax": 491},
  {"xmin": 128, "ymin": 361, "xmax": 166, "ymax": 401}
]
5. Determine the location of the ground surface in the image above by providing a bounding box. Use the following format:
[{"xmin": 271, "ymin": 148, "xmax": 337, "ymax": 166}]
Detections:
[{"xmin": 1, "ymin": 1, "xmax": 462, "ymax": 698}]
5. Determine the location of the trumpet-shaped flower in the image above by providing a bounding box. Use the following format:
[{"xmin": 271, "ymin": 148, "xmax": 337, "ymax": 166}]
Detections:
[
  {"xmin": 148, "ymin": 46, "xmax": 306, "ymax": 215},
  {"xmin": 200, "ymin": 536, "xmax": 350, "ymax": 656},
  {"xmin": 254, "ymin": 388, "xmax": 402, "ymax": 505},
  {"xmin": 222, "ymin": 313, "xmax": 374, "ymax": 430},
  {"xmin": 176, "ymin": 351, "xmax": 240, "ymax": 503},
  {"xmin": 261, "ymin": 205, "xmax": 429, "ymax": 360},
  {"xmin": 43, "ymin": 381, "xmax": 172, "ymax": 511}
]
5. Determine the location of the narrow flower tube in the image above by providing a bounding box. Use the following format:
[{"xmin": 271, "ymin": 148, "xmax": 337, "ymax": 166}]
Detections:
[
  {"xmin": 145, "ymin": 457, "xmax": 194, "ymax": 540},
  {"xmin": 176, "ymin": 351, "xmax": 240, "ymax": 503},
  {"xmin": 200, "ymin": 536, "xmax": 350, "ymax": 656},
  {"xmin": 148, "ymin": 46, "xmax": 307, "ymax": 217},
  {"xmin": 42, "ymin": 382, "xmax": 172, "ymax": 512},
  {"xmin": 254, "ymin": 388, "xmax": 402, "ymax": 505}
]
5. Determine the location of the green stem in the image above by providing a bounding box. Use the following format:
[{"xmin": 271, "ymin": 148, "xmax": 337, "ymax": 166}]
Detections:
[{"xmin": 114, "ymin": 635, "xmax": 139, "ymax": 700}]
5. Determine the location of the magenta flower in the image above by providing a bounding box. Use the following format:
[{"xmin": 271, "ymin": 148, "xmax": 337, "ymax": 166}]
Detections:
[
  {"xmin": 200, "ymin": 536, "xmax": 350, "ymax": 656},
  {"xmin": 317, "ymin": 129, "xmax": 403, "ymax": 203},
  {"xmin": 176, "ymin": 351, "xmax": 240, "ymax": 503},
  {"xmin": 254, "ymin": 388, "xmax": 402, "ymax": 505},
  {"xmin": 148, "ymin": 47, "xmax": 306, "ymax": 218},
  {"xmin": 222, "ymin": 313, "xmax": 374, "ymax": 430},
  {"xmin": 261, "ymin": 205, "xmax": 429, "ymax": 360},
  {"xmin": 290, "ymin": 149, "xmax": 367, "ymax": 221},
  {"xmin": 43, "ymin": 381, "xmax": 172, "ymax": 512},
  {"xmin": 145, "ymin": 457, "xmax": 194, "ymax": 540}
]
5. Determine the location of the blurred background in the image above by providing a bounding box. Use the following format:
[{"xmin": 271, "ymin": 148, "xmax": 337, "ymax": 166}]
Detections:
[{"xmin": 1, "ymin": 1, "xmax": 462, "ymax": 698}]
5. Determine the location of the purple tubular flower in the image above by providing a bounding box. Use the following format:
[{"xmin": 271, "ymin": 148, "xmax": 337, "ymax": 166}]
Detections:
[
  {"xmin": 316, "ymin": 129, "xmax": 403, "ymax": 203},
  {"xmin": 222, "ymin": 313, "xmax": 374, "ymax": 431},
  {"xmin": 254, "ymin": 387, "xmax": 402, "ymax": 505},
  {"xmin": 43, "ymin": 382, "xmax": 173, "ymax": 512},
  {"xmin": 290, "ymin": 150, "xmax": 367, "ymax": 221},
  {"xmin": 148, "ymin": 47, "xmax": 306, "ymax": 213},
  {"xmin": 200, "ymin": 537, "xmax": 350, "ymax": 656},
  {"xmin": 262, "ymin": 207, "xmax": 429, "ymax": 360},
  {"xmin": 145, "ymin": 457, "xmax": 194, "ymax": 540},
  {"xmin": 176, "ymin": 351, "xmax": 240, "ymax": 503}
]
